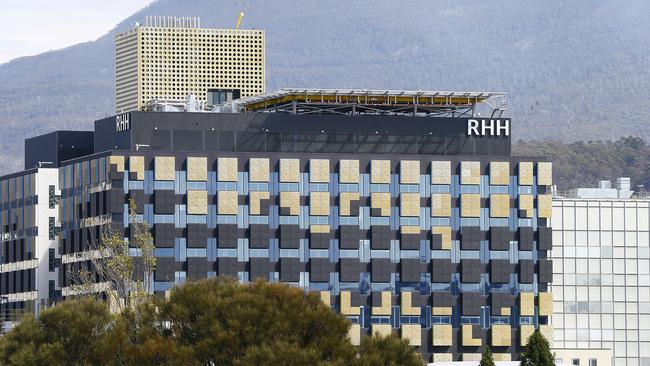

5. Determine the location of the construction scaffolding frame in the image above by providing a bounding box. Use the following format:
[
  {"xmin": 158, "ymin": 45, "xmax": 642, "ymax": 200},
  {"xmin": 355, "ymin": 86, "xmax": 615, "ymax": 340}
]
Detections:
[{"xmin": 234, "ymin": 88, "xmax": 507, "ymax": 117}]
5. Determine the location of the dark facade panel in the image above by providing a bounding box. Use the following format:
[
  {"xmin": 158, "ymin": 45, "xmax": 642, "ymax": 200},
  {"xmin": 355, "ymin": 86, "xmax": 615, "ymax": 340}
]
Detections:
[
  {"xmin": 370, "ymin": 226, "xmax": 391, "ymax": 250},
  {"xmin": 490, "ymin": 259, "xmax": 513, "ymax": 284},
  {"xmin": 461, "ymin": 259, "xmax": 484, "ymax": 283},
  {"xmin": 217, "ymin": 224, "xmax": 238, "ymax": 248},
  {"xmin": 249, "ymin": 225, "xmax": 271, "ymax": 249},
  {"xmin": 400, "ymin": 258, "xmax": 422, "ymax": 283},
  {"xmin": 461, "ymin": 227, "xmax": 482, "ymax": 250},
  {"xmin": 490, "ymin": 227, "xmax": 511, "ymax": 251},
  {"xmin": 310, "ymin": 258, "xmax": 333, "ymax": 283},
  {"xmin": 538, "ymin": 227, "xmax": 552, "ymax": 251},
  {"xmin": 371, "ymin": 258, "xmax": 392, "ymax": 283},
  {"xmin": 518, "ymin": 227, "xmax": 534, "ymax": 251}
]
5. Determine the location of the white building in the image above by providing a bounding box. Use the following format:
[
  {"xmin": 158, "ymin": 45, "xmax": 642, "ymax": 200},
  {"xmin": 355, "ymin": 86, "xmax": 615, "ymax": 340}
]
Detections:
[{"xmin": 551, "ymin": 181, "xmax": 650, "ymax": 366}]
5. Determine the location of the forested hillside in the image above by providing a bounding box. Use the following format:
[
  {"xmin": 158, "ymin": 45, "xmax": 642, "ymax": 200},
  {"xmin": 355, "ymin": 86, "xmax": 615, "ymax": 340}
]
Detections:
[
  {"xmin": 513, "ymin": 137, "xmax": 650, "ymax": 192},
  {"xmin": 1, "ymin": 0, "xmax": 650, "ymax": 174}
]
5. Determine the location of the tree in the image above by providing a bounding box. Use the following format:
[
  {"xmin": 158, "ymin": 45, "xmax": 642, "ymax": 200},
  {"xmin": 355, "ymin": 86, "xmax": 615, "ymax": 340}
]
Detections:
[
  {"xmin": 480, "ymin": 346, "xmax": 495, "ymax": 366},
  {"xmin": 354, "ymin": 334, "xmax": 425, "ymax": 366},
  {"xmin": 67, "ymin": 198, "xmax": 155, "ymax": 311},
  {"xmin": 519, "ymin": 330, "xmax": 554, "ymax": 366},
  {"xmin": 0, "ymin": 298, "xmax": 114, "ymax": 366},
  {"xmin": 159, "ymin": 277, "xmax": 356, "ymax": 365},
  {"xmin": 1, "ymin": 278, "xmax": 427, "ymax": 365}
]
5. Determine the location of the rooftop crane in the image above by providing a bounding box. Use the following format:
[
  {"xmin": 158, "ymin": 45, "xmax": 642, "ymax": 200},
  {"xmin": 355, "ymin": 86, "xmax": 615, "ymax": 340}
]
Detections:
[{"xmin": 235, "ymin": 12, "xmax": 245, "ymax": 29}]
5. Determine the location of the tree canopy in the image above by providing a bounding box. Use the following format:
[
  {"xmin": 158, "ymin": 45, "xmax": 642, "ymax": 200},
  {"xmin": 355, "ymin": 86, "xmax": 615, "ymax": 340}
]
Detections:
[
  {"xmin": 480, "ymin": 346, "xmax": 496, "ymax": 366},
  {"xmin": 0, "ymin": 278, "xmax": 425, "ymax": 366},
  {"xmin": 514, "ymin": 136, "xmax": 650, "ymax": 192},
  {"xmin": 519, "ymin": 330, "xmax": 555, "ymax": 366}
]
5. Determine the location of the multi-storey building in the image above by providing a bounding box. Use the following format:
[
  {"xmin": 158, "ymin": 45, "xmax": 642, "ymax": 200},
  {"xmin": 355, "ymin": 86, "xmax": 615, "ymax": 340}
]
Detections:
[
  {"xmin": 4, "ymin": 89, "xmax": 553, "ymax": 362},
  {"xmin": 552, "ymin": 186, "xmax": 650, "ymax": 366},
  {"xmin": 115, "ymin": 16, "xmax": 265, "ymax": 113}
]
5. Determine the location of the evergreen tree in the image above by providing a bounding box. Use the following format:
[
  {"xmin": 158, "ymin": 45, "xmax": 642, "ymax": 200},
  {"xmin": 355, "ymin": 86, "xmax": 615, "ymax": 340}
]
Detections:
[
  {"xmin": 480, "ymin": 346, "xmax": 495, "ymax": 366},
  {"xmin": 354, "ymin": 334, "xmax": 425, "ymax": 366},
  {"xmin": 519, "ymin": 330, "xmax": 554, "ymax": 366}
]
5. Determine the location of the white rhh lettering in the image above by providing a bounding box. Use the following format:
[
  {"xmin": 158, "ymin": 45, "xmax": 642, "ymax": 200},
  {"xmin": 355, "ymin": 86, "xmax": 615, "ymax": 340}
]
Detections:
[
  {"xmin": 116, "ymin": 113, "xmax": 130, "ymax": 132},
  {"xmin": 467, "ymin": 119, "xmax": 510, "ymax": 136}
]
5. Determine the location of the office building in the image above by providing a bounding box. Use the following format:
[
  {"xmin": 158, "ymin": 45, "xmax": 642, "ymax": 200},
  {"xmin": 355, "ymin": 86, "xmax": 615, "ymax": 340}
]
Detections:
[
  {"xmin": 2, "ymin": 89, "xmax": 553, "ymax": 362},
  {"xmin": 115, "ymin": 16, "xmax": 265, "ymax": 113},
  {"xmin": 551, "ymin": 183, "xmax": 650, "ymax": 366}
]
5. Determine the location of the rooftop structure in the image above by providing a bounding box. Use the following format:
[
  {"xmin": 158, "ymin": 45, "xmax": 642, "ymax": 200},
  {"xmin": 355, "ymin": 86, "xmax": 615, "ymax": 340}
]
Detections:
[
  {"xmin": 115, "ymin": 16, "xmax": 265, "ymax": 113},
  {"xmin": 232, "ymin": 88, "xmax": 507, "ymax": 117}
]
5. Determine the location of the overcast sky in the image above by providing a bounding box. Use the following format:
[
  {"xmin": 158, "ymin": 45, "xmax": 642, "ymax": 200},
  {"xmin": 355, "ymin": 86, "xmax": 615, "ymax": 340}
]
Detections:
[{"xmin": 0, "ymin": 0, "xmax": 150, "ymax": 64}]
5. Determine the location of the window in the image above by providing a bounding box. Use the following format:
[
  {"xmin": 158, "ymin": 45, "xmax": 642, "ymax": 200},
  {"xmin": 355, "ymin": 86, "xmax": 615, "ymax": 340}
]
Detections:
[
  {"xmin": 572, "ymin": 359, "xmax": 580, "ymax": 366},
  {"xmin": 589, "ymin": 359, "xmax": 597, "ymax": 366}
]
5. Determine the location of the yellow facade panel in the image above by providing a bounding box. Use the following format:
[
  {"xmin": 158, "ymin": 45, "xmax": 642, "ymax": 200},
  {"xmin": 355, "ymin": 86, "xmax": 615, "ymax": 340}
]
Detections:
[
  {"xmin": 339, "ymin": 160, "xmax": 359, "ymax": 183},
  {"xmin": 538, "ymin": 292, "xmax": 553, "ymax": 317},
  {"xmin": 400, "ymin": 292, "xmax": 421, "ymax": 316},
  {"xmin": 401, "ymin": 225, "xmax": 420, "ymax": 234},
  {"xmin": 129, "ymin": 156, "xmax": 145, "ymax": 181},
  {"xmin": 431, "ymin": 161, "xmax": 451, "ymax": 184},
  {"xmin": 280, "ymin": 191, "xmax": 300, "ymax": 216},
  {"xmin": 490, "ymin": 161, "xmax": 510, "ymax": 185},
  {"xmin": 249, "ymin": 158, "xmax": 270, "ymax": 182},
  {"xmin": 280, "ymin": 158, "xmax": 300, "ymax": 183},
  {"xmin": 310, "ymin": 224, "xmax": 330, "ymax": 234},
  {"xmin": 400, "ymin": 160, "xmax": 420, "ymax": 184},
  {"xmin": 349, "ymin": 324, "xmax": 361, "ymax": 346},
  {"xmin": 432, "ymin": 306, "xmax": 452, "ymax": 316},
  {"xmin": 432, "ymin": 324, "xmax": 453, "ymax": 346},
  {"xmin": 433, "ymin": 353, "xmax": 453, "ymax": 363},
  {"xmin": 462, "ymin": 324, "xmax": 482, "ymax": 346},
  {"xmin": 217, "ymin": 157, "xmax": 238, "ymax": 182},
  {"xmin": 371, "ymin": 291, "xmax": 392, "ymax": 316},
  {"xmin": 401, "ymin": 324, "xmax": 422, "ymax": 347},
  {"xmin": 109, "ymin": 155, "xmax": 125, "ymax": 172},
  {"xmin": 537, "ymin": 162, "xmax": 553, "ymax": 186},
  {"xmin": 520, "ymin": 292, "xmax": 535, "ymax": 316},
  {"xmin": 461, "ymin": 161, "xmax": 481, "ymax": 185},
  {"xmin": 463, "ymin": 354, "xmax": 482, "ymax": 361},
  {"xmin": 187, "ymin": 190, "xmax": 208, "ymax": 215},
  {"xmin": 491, "ymin": 324, "xmax": 512, "ymax": 347},
  {"xmin": 310, "ymin": 191, "xmax": 330, "ymax": 216},
  {"xmin": 431, "ymin": 226, "xmax": 451, "ymax": 250},
  {"xmin": 249, "ymin": 191, "xmax": 270, "ymax": 215},
  {"xmin": 339, "ymin": 192, "xmax": 360, "ymax": 216},
  {"xmin": 319, "ymin": 291, "xmax": 331, "ymax": 307},
  {"xmin": 400, "ymin": 193, "xmax": 420, "ymax": 217},
  {"xmin": 539, "ymin": 325, "xmax": 554, "ymax": 344},
  {"xmin": 187, "ymin": 157, "xmax": 207, "ymax": 181},
  {"xmin": 340, "ymin": 291, "xmax": 360, "ymax": 316},
  {"xmin": 538, "ymin": 194, "xmax": 553, "ymax": 218},
  {"xmin": 461, "ymin": 193, "xmax": 481, "ymax": 218},
  {"xmin": 371, "ymin": 324, "xmax": 392, "ymax": 338},
  {"xmin": 217, "ymin": 190, "xmax": 238, "ymax": 215},
  {"xmin": 490, "ymin": 193, "xmax": 510, "ymax": 218},
  {"xmin": 371, "ymin": 160, "xmax": 391, "ymax": 184},
  {"xmin": 431, "ymin": 193, "xmax": 451, "ymax": 217},
  {"xmin": 155, "ymin": 156, "xmax": 175, "ymax": 181},
  {"xmin": 520, "ymin": 325, "xmax": 534, "ymax": 347},
  {"xmin": 519, "ymin": 162, "xmax": 534, "ymax": 186},
  {"xmin": 494, "ymin": 354, "xmax": 512, "ymax": 361},
  {"xmin": 519, "ymin": 194, "xmax": 534, "ymax": 218},
  {"xmin": 310, "ymin": 159, "xmax": 330, "ymax": 183},
  {"xmin": 371, "ymin": 192, "xmax": 391, "ymax": 217}
]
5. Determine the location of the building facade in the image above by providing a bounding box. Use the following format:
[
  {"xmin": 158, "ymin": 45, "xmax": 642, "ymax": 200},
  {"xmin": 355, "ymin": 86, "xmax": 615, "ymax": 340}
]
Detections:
[
  {"xmin": 0, "ymin": 168, "xmax": 60, "ymax": 331},
  {"xmin": 115, "ymin": 16, "xmax": 265, "ymax": 113},
  {"xmin": 5, "ymin": 90, "xmax": 553, "ymax": 362},
  {"xmin": 551, "ymin": 198, "xmax": 650, "ymax": 366}
]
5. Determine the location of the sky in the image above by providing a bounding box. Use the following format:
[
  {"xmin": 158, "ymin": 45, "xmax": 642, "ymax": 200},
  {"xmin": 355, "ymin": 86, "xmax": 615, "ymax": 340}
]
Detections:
[{"xmin": 0, "ymin": 0, "xmax": 150, "ymax": 64}]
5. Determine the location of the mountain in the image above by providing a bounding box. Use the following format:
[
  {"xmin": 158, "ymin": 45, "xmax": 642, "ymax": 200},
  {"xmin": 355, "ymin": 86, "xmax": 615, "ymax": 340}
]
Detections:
[{"xmin": 1, "ymin": 0, "xmax": 650, "ymax": 174}]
